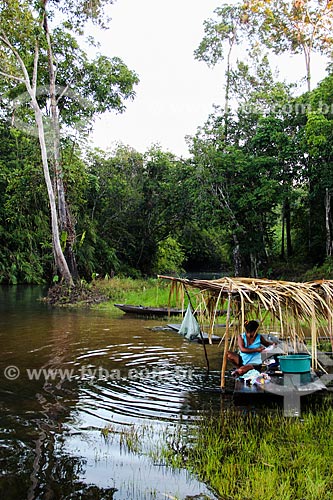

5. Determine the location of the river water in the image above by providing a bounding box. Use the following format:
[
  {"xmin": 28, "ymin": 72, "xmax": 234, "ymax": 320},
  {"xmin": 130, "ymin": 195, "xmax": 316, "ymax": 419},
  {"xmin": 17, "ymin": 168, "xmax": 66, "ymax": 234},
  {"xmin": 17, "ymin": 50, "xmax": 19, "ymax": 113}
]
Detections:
[{"xmin": 0, "ymin": 286, "xmax": 228, "ymax": 499}]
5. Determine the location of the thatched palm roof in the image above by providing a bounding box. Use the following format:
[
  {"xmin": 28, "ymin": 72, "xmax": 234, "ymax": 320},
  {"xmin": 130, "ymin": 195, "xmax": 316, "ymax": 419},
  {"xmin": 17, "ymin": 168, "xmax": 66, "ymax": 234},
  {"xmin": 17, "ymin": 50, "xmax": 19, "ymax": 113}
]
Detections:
[{"xmin": 159, "ymin": 275, "xmax": 333, "ymax": 322}]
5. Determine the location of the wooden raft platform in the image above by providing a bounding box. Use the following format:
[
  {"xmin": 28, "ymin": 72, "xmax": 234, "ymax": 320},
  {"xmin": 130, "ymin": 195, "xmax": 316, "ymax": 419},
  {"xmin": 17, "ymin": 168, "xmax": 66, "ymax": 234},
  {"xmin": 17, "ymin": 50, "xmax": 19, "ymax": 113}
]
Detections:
[
  {"xmin": 232, "ymin": 371, "xmax": 329, "ymax": 412},
  {"xmin": 234, "ymin": 372, "xmax": 326, "ymax": 394}
]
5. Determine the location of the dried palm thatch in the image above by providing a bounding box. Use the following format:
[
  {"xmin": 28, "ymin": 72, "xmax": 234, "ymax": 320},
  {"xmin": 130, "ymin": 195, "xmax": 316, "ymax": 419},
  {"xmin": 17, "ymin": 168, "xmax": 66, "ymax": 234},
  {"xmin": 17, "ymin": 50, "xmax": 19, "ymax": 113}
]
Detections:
[{"xmin": 159, "ymin": 276, "xmax": 333, "ymax": 387}]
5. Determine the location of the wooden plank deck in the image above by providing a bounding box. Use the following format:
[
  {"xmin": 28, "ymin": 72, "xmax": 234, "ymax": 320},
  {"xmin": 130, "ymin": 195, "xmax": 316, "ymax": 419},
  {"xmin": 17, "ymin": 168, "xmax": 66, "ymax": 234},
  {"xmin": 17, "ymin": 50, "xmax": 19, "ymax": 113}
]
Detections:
[
  {"xmin": 232, "ymin": 370, "xmax": 329, "ymax": 412},
  {"xmin": 234, "ymin": 372, "xmax": 326, "ymax": 393}
]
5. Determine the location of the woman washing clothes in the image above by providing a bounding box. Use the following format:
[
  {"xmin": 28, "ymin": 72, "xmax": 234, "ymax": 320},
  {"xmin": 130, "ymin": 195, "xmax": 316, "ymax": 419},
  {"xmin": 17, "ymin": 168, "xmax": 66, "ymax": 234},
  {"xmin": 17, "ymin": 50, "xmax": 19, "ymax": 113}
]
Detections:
[{"xmin": 227, "ymin": 319, "xmax": 275, "ymax": 377}]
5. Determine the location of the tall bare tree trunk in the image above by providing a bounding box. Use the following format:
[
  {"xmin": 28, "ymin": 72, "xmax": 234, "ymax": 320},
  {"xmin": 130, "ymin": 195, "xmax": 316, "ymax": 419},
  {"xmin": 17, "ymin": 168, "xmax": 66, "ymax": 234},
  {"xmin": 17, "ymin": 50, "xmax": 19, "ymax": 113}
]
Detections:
[
  {"xmin": 250, "ymin": 253, "xmax": 258, "ymax": 278},
  {"xmin": 304, "ymin": 44, "xmax": 311, "ymax": 92},
  {"xmin": 223, "ymin": 26, "xmax": 236, "ymax": 142},
  {"xmin": 43, "ymin": 8, "xmax": 79, "ymax": 280},
  {"xmin": 33, "ymin": 103, "xmax": 73, "ymax": 285},
  {"xmin": 281, "ymin": 197, "xmax": 292, "ymax": 259},
  {"xmin": 285, "ymin": 197, "xmax": 293, "ymax": 257},
  {"xmin": 281, "ymin": 205, "xmax": 285, "ymax": 260},
  {"xmin": 325, "ymin": 188, "xmax": 333, "ymax": 257},
  {"xmin": 232, "ymin": 233, "xmax": 242, "ymax": 276}
]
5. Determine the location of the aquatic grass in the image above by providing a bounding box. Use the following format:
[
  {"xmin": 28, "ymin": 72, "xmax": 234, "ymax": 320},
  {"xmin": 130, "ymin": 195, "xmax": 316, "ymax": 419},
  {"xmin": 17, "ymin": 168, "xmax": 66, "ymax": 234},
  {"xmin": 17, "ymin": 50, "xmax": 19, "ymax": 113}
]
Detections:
[
  {"xmin": 101, "ymin": 422, "xmax": 158, "ymax": 455},
  {"xmin": 155, "ymin": 406, "xmax": 333, "ymax": 500},
  {"xmin": 101, "ymin": 425, "xmax": 115, "ymax": 440},
  {"xmin": 101, "ymin": 423, "xmax": 142, "ymax": 453},
  {"xmin": 119, "ymin": 425, "xmax": 141, "ymax": 453}
]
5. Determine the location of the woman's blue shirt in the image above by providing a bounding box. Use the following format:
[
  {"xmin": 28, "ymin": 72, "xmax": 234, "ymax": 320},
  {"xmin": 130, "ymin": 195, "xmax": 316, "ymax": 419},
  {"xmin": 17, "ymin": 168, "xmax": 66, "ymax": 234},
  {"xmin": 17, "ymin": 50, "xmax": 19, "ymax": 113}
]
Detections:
[{"xmin": 239, "ymin": 332, "xmax": 262, "ymax": 365}]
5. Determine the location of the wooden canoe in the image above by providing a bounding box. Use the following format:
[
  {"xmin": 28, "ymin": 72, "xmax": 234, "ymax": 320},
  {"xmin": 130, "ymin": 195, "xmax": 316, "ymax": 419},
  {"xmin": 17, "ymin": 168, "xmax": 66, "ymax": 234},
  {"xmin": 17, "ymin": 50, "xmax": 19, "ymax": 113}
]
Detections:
[
  {"xmin": 114, "ymin": 304, "xmax": 185, "ymax": 317},
  {"xmin": 115, "ymin": 303, "xmax": 227, "ymax": 318}
]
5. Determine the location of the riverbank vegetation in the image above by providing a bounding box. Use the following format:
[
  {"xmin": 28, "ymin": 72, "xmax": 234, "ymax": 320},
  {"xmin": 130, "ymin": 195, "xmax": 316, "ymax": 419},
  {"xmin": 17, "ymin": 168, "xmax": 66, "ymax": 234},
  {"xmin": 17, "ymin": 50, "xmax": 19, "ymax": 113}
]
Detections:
[
  {"xmin": 1, "ymin": 1, "xmax": 333, "ymax": 286},
  {"xmin": 93, "ymin": 277, "xmax": 180, "ymax": 309},
  {"xmin": 107, "ymin": 404, "xmax": 333, "ymax": 500},
  {"xmin": 165, "ymin": 404, "xmax": 333, "ymax": 500},
  {"xmin": 41, "ymin": 276, "xmax": 182, "ymax": 308}
]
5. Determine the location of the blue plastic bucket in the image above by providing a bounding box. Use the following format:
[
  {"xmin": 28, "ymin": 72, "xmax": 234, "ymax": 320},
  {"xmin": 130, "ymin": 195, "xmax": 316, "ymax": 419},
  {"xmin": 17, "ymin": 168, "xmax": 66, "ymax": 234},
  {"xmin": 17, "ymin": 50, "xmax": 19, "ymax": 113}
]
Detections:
[{"xmin": 278, "ymin": 354, "xmax": 311, "ymax": 373}]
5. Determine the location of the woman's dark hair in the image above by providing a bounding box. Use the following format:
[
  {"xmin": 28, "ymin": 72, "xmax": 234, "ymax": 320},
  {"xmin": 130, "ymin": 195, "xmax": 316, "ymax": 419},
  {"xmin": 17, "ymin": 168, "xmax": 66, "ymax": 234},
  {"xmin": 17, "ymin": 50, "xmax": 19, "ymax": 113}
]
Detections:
[{"xmin": 245, "ymin": 320, "xmax": 259, "ymax": 333}]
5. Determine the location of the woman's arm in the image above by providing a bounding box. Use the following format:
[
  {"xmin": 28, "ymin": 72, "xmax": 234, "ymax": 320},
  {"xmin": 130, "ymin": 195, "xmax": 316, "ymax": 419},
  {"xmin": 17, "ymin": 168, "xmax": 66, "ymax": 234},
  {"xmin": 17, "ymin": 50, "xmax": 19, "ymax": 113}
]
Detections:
[
  {"xmin": 238, "ymin": 334, "xmax": 265, "ymax": 353},
  {"xmin": 260, "ymin": 335, "xmax": 274, "ymax": 347}
]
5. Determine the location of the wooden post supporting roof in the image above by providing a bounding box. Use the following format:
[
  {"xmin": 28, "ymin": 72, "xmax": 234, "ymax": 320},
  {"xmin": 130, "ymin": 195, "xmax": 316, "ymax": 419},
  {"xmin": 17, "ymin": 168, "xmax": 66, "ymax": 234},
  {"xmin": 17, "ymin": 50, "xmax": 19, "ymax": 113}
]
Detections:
[{"xmin": 220, "ymin": 291, "xmax": 231, "ymax": 390}]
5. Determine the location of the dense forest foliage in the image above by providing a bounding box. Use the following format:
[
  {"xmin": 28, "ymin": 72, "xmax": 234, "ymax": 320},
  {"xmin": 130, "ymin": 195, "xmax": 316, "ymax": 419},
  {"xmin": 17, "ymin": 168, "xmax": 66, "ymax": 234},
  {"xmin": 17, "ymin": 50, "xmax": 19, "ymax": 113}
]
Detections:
[{"xmin": 1, "ymin": 0, "xmax": 333, "ymax": 284}]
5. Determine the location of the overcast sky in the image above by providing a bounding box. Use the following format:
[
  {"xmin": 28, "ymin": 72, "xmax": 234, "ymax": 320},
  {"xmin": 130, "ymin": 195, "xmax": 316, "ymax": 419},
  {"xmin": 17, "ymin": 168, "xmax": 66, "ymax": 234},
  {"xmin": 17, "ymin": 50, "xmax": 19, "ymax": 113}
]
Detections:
[{"xmin": 88, "ymin": 0, "xmax": 327, "ymax": 158}]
